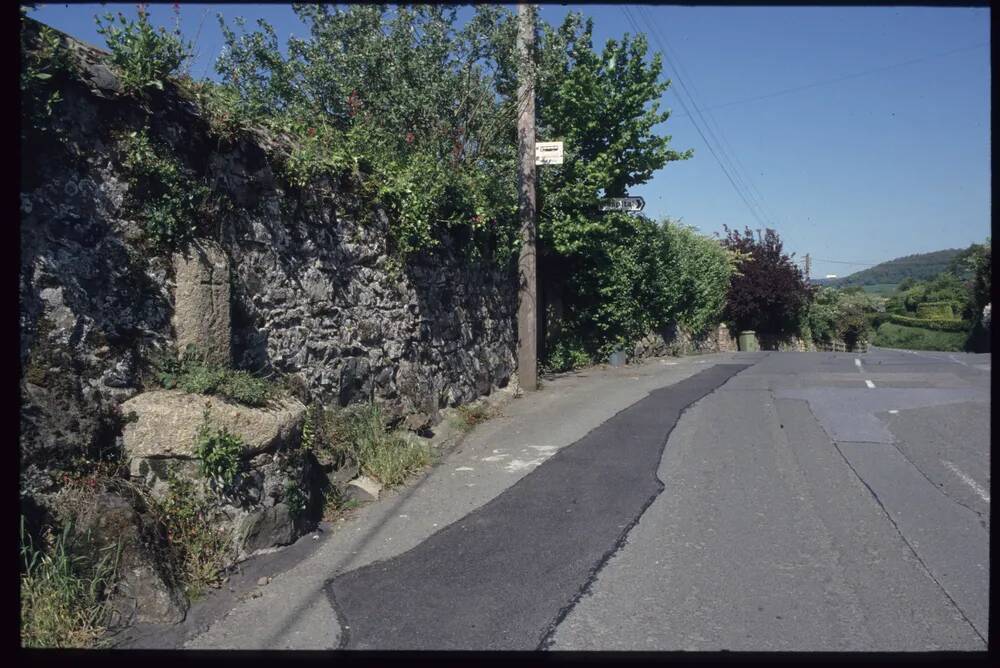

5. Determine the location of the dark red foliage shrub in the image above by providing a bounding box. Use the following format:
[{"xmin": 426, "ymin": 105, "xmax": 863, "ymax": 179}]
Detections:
[{"xmin": 721, "ymin": 226, "xmax": 813, "ymax": 335}]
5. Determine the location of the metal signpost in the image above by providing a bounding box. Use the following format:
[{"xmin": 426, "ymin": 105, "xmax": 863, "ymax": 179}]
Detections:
[
  {"xmin": 535, "ymin": 141, "xmax": 564, "ymax": 165},
  {"xmin": 598, "ymin": 196, "xmax": 645, "ymax": 213}
]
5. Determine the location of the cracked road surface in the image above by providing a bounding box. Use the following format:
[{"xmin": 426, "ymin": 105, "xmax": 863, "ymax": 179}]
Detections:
[
  {"xmin": 183, "ymin": 349, "xmax": 988, "ymax": 651},
  {"xmin": 328, "ymin": 363, "xmax": 749, "ymax": 650},
  {"xmin": 551, "ymin": 347, "xmax": 989, "ymax": 650}
]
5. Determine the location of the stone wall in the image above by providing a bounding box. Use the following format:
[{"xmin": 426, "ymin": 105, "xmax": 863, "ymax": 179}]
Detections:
[
  {"xmin": 19, "ymin": 24, "xmax": 516, "ymax": 475},
  {"xmin": 632, "ymin": 323, "xmax": 737, "ymax": 359},
  {"xmin": 757, "ymin": 332, "xmax": 811, "ymax": 352}
]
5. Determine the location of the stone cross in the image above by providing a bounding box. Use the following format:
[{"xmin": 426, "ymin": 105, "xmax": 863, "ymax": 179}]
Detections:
[{"xmin": 172, "ymin": 239, "xmax": 231, "ymax": 366}]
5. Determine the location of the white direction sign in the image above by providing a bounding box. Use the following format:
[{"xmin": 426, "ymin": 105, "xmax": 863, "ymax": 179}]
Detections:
[
  {"xmin": 599, "ymin": 196, "xmax": 645, "ymax": 212},
  {"xmin": 535, "ymin": 141, "xmax": 564, "ymax": 165}
]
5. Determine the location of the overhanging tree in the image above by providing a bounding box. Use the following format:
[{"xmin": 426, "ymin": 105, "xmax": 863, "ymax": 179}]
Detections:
[
  {"xmin": 721, "ymin": 226, "xmax": 812, "ymax": 336},
  {"xmin": 529, "ymin": 14, "xmax": 692, "ymax": 360}
]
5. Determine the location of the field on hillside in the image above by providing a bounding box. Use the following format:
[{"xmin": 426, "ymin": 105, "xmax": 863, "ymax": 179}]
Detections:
[
  {"xmin": 861, "ymin": 283, "xmax": 898, "ymax": 295},
  {"xmin": 871, "ymin": 322, "xmax": 968, "ymax": 352}
]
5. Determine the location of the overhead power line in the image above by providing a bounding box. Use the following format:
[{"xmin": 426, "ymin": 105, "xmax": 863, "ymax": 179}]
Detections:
[
  {"xmin": 635, "ymin": 5, "xmax": 783, "ymax": 231},
  {"xmin": 671, "ymin": 42, "xmax": 988, "ymax": 119},
  {"xmin": 640, "ymin": 8, "xmax": 777, "ymax": 228},
  {"xmin": 622, "ymin": 5, "xmax": 775, "ymax": 230}
]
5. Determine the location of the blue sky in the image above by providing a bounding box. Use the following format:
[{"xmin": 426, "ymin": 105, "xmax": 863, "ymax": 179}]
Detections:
[{"xmin": 26, "ymin": 4, "xmax": 990, "ymax": 279}]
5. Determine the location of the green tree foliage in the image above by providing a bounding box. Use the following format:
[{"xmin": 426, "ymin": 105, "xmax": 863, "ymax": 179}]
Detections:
[
  {"xmin": 803, "ymin": 287, "xmax": 884, "ymax": 347},
  {"xmin": 721, "ymin": 226, "xmax": 812, "ymax": 336},
  {"xmin": 536, "ymin": 15, "xmax": 689, "ymax": 227},
  {"xmin": 660, "ymin": 221, "xmax": 737, "ymax": 336},
  {"xmin": 800, "ymin": 287, "xmax": 886, "ymax": 348},
  {"xmin": 587, "ymin": 214, "xmax": 674, "ymax": 355},
  {"xmin": 529, "ymin": 14, "xmax": 692, "ymax": 361},
  {"xmin": 215, "ymin": 4, "xmax": 520, "ymax": 259},
  {"xmin": 214, "ymin": 6, "xmax": 696, "ymax": 362},
  {"xmin": 542, "ymin": 218, "xmax": 735, "ymax": 366},
  {"xmin": 960, "ymin": 239, "xmax": 991, "ymax": 351},
  {"xmin": 886, "ymin": 271, "xmax": 970, "ymax": 318},
  {"xmin": 878, "ymin": 240, "xmax": 989, "ymax": 352},
  {"xmin": 951, "ymin": 239, "xmax": 991, "ymax": 322}
]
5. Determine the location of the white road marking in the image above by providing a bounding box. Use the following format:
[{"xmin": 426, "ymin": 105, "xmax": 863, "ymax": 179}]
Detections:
[
  {"xmin": 948, "ymin": 354, "xmax": 971, "ymax": 367},
  {"xmin": 454, "ymin": 466, "xmax": 475, "ymax": 472},
  {"xmin": 888, "ymin": 409, "xmax": 899, "ymax": 414},
  {"xmin": 505, "ymin": 458, "xmax": 542, "ymax": 473},
  {"xmin": 660, "ymin": 361, "xmax": 679, "ymax": 365},
  {"xmin": 854, "ymin": 358, "xmax": 862, "ymax": 370},
  {"xmin": 942, "ymin": 460, "xmax": 990, "ymax": 503},
  {"xmin": 865, "ymin": 379, "xmax": 876, "ymax": 389},
  {"xmin": 482, "ymin": 454, "xmax": 508, "ymax": 462}
]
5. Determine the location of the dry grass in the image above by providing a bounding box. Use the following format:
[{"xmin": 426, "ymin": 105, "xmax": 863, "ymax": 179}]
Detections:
[
  {"xmin": 331, "ymin": 403, "xmax": 431, "ymax": 488},
  {"xmin": 19, "ymin": 518, "xmax": 120, "ymax": 648},
  {"xmin": 451, "ymin": 402, "xmax": 495, "ymax": 433}
]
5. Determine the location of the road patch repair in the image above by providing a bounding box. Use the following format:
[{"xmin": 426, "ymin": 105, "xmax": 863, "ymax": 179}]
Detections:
[{"xmin": 326, "ymin": 363, "xmax": 751, "ymax": 650}]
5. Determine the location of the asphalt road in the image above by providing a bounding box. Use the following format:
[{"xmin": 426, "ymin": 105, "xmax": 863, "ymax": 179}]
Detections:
[
  {"xmin": 551, "ymin": 347, "xmax": 989, "ymax": 651},
  {"xmin": 182, "ymin": 348, "xmax": 989, "ymax": 651},
  {"xmin": 328, "ymin": 363, "xmax": 750, "ymax": 650}
]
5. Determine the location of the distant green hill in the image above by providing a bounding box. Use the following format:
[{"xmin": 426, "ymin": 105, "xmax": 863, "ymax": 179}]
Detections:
[{"xmin": 822, "ymin": 249, "xmax": 964, "ymax": 288}]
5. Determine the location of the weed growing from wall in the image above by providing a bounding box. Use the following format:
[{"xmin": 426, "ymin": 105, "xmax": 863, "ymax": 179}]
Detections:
[
  {"xmin": 152, "ymin": 348, "xmax": 274, "ymax": 407},
  {"xmin": 95, "ymin": 6, "xmax": 191, "ymax": 96},
  {"xmin": 147, "ymin": 472, "xmax": 231, "ymax": 599},
  {"xmin": 193, "ymin": 407, "xmax": 246, "ymax": 498},
  {"xmin": 451, "ymin": 403, "xmax": 495, "ymax": 433},
  {"xmin": 20, "ymin": 19, "xmax": 71, "ymax": 143},
  {"xmin": 283, "ymin": 481, "xmax": 307, "ymax": 519},
  {"xmin": 114, "ymin": 129, "xmax": 209, "ymax": 252}
]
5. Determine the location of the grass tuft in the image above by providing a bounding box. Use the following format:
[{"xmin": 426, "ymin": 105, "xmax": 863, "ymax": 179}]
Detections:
[
  {"xmin": 330, "ymin": 403, "xmax": 430, "ymax": 488},
  {"xmin": 145, "ymin": 473, "xmax": 232, "ymax": 600},
  {"xmin": 153, "ymin": 349, "xmax": 274, "ymax": 407},
  {"xmin": 451, "ymin": 402, "xmax": 495, "ymax": 433},
  {"xmin": 19, "ymin": 517, "xmax": 120, "ymax": 648}
]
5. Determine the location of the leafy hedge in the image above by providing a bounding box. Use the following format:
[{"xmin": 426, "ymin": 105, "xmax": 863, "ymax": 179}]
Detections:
[
  {"xmin": 915, "ymin": 301, "xmax": 955, "ymax": 320},
  {"xmin": 885, "ymin": 313, "xmax": 970, "ymax": 332},
  {"xmin": 804, "ymin": 286, "xmax": 885, "ymax": 346},
  {"xmin": 872, "ymin": 322, "xmax": 967, "ymax": 352},
  {"xmin": 541, "ymin": 218, "xmax": 736, "ymax": 369}
]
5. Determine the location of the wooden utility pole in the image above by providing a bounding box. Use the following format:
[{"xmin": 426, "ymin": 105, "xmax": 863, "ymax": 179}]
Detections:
[
  {"xmin": 516, "ymin": 3, "xmax": 537, "ymax": 392},
  {"xmin": 804, "ymin": 253, "xmax": 811, "ymax": 279}
]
